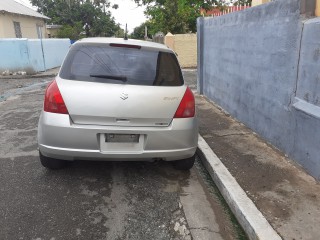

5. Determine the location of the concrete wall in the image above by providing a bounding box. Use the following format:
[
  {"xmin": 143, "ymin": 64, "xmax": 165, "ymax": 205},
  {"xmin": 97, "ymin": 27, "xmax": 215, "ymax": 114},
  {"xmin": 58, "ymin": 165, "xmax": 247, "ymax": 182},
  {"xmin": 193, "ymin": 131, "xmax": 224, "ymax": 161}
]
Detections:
[
  {"xmin": 0, "ymin": 38, "xmax": 70, "ymax": 73},
  {"xmin": 42, "ymin": 39, "xmax": 70, "ymax": 71},
  {"xmin": 0, "ymin": 39, "xmax": 30, "ymax": 72},
  {"xmin": 0, "ymin": 12, "xmax": 46, "ymax": 39},
  {"xmin": 165, "ymin": 33, "xmax": 197, "ymax": 68},
  {"xmin": 252, "ymin": 0, "xmax": 271, "ymax": 7},
  {"xmin": 197, "ymin": 0, "xmax": 320, "ymax": 179},
  {"xmin": 292, "ymin": 17, "xmax": 320, "ymax": 177}
]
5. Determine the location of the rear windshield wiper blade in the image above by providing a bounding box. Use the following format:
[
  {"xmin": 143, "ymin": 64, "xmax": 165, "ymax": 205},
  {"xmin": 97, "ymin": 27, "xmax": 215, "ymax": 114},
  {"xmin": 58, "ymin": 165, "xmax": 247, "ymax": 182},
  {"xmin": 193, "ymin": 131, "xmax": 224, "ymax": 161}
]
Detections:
[{"xmin": 90, "ymin": 74, "xmax": 127, "ymax": 82}]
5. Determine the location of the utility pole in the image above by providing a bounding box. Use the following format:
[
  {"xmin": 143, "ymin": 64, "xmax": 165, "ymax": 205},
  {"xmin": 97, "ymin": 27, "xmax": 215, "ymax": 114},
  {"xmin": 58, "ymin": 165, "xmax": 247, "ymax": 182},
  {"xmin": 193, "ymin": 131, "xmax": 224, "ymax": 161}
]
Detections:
[
  {"xmin": 39, "ymin": 25, "xmax": 46, "ymax": 72},
  {"xmin": 144, "ymin": 25, "xmax": 148, "ymax": 40},
  {"xmin": 124, "ymin": 24, "xmax": 128, "ymax": 40}
]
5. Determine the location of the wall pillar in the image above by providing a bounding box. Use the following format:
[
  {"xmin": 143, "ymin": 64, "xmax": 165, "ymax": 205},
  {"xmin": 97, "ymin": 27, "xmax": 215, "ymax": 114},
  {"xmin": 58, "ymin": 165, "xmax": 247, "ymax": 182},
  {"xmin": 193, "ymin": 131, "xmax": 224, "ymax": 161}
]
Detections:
[
  {"xmin": 300, "ymin": 0, "xmax": 316, "ymax": 16},
  {"xmin": 316, "ymin": 0, "xmax": 320, "ymax": 16},
  {"xmin": 252, "ymin": 0, "xmax": 270, "ymax": 7},
  {"xmin": 164, "ymin": 32, "xmax": 175, "ymax": 51},
  {"xmin": 197, "ymin": 17, "xmax": 204, "ymax": 95}
]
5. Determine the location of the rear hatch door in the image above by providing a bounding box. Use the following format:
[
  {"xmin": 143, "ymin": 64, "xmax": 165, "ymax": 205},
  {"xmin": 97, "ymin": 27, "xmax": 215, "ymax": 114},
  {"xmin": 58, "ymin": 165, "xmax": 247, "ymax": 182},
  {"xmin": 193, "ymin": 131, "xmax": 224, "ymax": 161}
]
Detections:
[
  {"xmin": 58, "ymin": 79, "xmax": 186, "ymax": 127},
  {"xmin": 57, "ymin": 41, "xmax": 185, "ymax": 127}
]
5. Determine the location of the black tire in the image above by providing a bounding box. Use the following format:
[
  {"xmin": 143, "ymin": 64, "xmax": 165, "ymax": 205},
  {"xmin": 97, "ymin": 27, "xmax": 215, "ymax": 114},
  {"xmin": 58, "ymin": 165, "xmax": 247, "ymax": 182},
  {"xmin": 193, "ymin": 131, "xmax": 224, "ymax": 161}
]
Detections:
[
  {"xmin": 173, "ymin": 154, "xmax": 196, "ymax": 170},
  {"xmin": 39, "ymin": 152, "xmax": 67, "ymax": 170}
]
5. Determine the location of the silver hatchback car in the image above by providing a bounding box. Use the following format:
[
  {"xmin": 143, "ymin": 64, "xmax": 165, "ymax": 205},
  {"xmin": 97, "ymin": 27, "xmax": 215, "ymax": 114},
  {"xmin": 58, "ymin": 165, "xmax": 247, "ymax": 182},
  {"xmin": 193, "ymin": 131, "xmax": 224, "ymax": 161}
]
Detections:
[{"xmin": 38, "ymin": 38, "xmax": 198, "ymax": 170}]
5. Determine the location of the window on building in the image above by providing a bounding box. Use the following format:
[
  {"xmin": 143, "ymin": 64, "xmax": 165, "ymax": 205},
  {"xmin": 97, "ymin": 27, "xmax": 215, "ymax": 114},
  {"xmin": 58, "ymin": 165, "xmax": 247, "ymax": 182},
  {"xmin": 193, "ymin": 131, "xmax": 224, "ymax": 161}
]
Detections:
[
  {"xmin": 36, "ymin": 24, "xmax": 43, "ymax": 38},
  {"xmin": 13, "ymin": 21, "xmax": 22, "ymax": 38}
]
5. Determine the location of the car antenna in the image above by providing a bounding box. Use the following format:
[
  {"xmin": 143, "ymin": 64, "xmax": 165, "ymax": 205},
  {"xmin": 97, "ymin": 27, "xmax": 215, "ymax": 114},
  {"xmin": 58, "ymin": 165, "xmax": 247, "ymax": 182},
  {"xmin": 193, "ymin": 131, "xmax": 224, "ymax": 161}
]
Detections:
[{"xmin": 124, "ymin": 23, "xmax": 128, "ymax": 40}]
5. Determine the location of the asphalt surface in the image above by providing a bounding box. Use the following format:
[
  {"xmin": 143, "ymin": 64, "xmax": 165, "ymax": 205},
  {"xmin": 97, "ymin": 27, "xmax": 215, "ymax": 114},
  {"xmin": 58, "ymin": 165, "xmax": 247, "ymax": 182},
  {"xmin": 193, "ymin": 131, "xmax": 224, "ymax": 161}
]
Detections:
[{"xmin": 0, "ymin": 73, "xmax": 247, "ymax": 240}]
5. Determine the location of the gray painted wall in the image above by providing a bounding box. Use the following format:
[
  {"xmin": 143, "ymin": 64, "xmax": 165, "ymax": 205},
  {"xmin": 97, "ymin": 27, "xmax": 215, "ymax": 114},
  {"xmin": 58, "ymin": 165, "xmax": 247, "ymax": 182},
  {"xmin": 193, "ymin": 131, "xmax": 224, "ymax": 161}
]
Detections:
[
  {"xmin": 292, "ymin": 17, "xmax": 320, "ymax": 178},
  {"xmin": 197, "ymin": 0, "xmax": 320, "ymax": 179}
]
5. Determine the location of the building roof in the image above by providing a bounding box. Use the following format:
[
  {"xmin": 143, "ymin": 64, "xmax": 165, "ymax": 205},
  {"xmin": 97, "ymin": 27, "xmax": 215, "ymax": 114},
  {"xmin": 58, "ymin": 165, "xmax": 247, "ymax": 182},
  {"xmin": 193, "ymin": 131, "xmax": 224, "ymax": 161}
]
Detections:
[
  {"xmin": 0, "ymin": 0, "xmax": 49, "ymax": 20},
  {"xmin": 46, "ymin": 24, "xmax": 62, "ymax": 29}
]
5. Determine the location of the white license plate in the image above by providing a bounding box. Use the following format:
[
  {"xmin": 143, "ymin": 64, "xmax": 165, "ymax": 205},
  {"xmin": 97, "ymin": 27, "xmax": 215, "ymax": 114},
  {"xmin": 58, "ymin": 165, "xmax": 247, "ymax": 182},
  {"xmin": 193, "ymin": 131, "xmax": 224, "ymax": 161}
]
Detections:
[
  {"xmin": 105, "ymin": 134, "xmax": 139, "ymax": 143},
  {"xmin": 100, "ymin": 134, "xmax": 144, "ymax": 153}
]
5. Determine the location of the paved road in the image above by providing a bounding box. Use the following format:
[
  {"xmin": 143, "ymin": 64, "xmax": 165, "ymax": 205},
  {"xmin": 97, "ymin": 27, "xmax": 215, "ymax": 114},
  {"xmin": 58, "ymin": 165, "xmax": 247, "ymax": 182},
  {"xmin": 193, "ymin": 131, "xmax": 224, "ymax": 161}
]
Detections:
[{"xmin": 0, "ymin": 72, "xmax": 246, "ymax": 240}]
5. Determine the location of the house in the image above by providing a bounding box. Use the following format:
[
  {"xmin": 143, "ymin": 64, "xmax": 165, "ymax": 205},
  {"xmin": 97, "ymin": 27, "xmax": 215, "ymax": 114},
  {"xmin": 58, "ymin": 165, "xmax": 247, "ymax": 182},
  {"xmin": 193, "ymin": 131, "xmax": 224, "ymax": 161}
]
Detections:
[
  {"xmin": 46, "ymin": 24, "xmax": 62, "ymax": 38},
  {"xmin": 252, "ymin": 0, "xmax": 272, "ymax": 7},
  {"xmin": 0, "ymin": 0, "xmax": 49, "ymax": 39}
]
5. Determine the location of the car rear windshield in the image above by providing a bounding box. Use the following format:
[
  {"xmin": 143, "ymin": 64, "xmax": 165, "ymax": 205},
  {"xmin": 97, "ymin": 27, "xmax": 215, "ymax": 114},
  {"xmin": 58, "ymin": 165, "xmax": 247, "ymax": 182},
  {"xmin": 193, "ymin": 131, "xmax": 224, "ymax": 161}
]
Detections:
[{"xmin": 59, "ymin": 43, "xmax": 184, "ymax": 86}]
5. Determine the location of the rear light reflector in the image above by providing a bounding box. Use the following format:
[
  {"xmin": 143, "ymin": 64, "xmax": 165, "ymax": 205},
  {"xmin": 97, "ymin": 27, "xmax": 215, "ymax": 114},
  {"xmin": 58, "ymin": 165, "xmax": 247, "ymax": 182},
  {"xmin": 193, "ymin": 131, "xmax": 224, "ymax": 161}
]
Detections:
[
  {"xmin": 44, "ymin": 80, "xmax": 68, "ymax": 114},
  {"xmin": 174, "ymin": 87, "xmax": 195, "ymax": 118}
]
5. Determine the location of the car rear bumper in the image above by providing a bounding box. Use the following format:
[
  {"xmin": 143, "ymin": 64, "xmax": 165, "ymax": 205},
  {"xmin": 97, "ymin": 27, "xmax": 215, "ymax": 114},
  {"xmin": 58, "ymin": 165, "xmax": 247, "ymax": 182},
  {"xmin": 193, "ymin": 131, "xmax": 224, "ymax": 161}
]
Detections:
[{"xmin": 38, "ymin": 112, "xmax": 198, "ymax": 161}]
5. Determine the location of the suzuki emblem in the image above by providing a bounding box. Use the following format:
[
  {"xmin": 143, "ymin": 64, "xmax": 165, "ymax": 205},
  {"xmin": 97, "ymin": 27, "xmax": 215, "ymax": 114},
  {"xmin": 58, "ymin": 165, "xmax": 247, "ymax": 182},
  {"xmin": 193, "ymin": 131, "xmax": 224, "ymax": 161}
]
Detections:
[{"xmin": 120, "ymin": 93, "xmax": 128, "ymax": 100}]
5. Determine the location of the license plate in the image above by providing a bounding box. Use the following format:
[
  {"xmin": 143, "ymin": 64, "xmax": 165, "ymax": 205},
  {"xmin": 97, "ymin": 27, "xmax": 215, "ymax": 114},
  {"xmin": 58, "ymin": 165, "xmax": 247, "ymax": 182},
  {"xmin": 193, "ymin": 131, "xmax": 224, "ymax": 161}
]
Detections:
[{"xmin": 105, "ymin": 134, "xmax": 139, "ymax": 143}]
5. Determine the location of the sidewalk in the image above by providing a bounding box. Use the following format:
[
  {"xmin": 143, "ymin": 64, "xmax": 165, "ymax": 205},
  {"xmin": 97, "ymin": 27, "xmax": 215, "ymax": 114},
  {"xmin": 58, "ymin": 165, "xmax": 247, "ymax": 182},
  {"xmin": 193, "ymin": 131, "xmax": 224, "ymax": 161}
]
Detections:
[{"xmin": 196, "ymin": 94, "xmax": 320, "ymax": 240}]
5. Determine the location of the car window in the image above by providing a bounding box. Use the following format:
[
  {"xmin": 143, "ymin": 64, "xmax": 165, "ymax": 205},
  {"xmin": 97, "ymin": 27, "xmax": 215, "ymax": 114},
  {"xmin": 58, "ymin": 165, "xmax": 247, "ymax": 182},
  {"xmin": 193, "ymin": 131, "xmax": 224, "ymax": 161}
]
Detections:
[{"xmin": 59, "ymin": 43, "xmax": 184, "ymax": 86}]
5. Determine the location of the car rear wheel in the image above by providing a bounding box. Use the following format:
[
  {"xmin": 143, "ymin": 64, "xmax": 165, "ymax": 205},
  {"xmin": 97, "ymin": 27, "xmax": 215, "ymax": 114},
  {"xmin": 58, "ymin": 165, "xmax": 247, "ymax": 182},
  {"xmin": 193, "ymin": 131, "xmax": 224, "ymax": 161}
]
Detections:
[
  {"xmin": 173, "ymin": 154, "xmax": 196, "ymax": 170},
  {"xmin": 39, "ymin": 152, "xmax": 67, "ymax": 170}
]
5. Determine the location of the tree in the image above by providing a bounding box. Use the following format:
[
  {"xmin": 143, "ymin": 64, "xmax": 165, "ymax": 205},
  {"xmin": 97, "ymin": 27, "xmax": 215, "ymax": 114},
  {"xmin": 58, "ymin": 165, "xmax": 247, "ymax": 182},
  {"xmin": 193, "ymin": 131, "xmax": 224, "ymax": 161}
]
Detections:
[
  {"xmin": 134, "ymin": 0, "xmax": 231, "ymax": 12},
  {"xmin": 56, "ymin": 22, "xmax": 83, "ymax": 39},
  {"xmin": 138, "ymin": 0, "xmax": 199, "ymax": 35},
  {"xmin": 233, "ymin": 0, "xmax": 252, "ymax": 6},
  {"xmin": 130, "ymin": 22, "xmax": 153, "ymax": 39},
  {"xmin": 30, "ymin": 0, "xmax": 122, "ymax": 39},
  {"xmin": 133, "ymin": 0, "xmax": 232, "ymax": 35}
]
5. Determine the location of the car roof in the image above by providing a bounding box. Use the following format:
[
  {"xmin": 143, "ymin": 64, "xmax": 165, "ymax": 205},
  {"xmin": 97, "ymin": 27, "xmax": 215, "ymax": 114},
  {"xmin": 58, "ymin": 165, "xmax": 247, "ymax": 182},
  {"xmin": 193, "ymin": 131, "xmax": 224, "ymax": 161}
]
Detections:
[{"xmin": 75, "ymin": 37, "xmax": 172, "ymax": 52}]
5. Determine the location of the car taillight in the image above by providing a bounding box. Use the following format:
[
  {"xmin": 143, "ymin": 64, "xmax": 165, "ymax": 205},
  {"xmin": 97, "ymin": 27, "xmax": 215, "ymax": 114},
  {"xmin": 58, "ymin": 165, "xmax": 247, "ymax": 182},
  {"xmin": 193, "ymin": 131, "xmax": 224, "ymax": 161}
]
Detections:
[
  {"xmin": 174, "ymin": 87, "xmax": 195, "ymax": 118},
  {"xmin": 44, "ymin": 80, "xmax": 68, "ymax": 114}
]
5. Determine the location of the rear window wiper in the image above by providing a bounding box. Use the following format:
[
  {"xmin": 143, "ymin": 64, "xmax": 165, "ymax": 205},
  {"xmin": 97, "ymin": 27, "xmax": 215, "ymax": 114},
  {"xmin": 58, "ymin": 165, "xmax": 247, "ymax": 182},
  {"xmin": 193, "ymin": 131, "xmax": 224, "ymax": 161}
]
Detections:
[{"xmin": 90, "ymin": 74, "xmax": 127, "ymax": 82}]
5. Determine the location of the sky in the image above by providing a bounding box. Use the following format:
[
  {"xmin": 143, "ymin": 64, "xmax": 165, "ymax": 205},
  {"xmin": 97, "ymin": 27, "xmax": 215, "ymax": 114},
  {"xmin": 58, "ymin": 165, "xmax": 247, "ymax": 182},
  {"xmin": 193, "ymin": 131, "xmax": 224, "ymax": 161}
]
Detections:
[
  {"xmin": 109, "ymin": 0, "xmax": 147, "ymax": 32},
  {"xmin": 16, "ymin": 0, "xmax": 147, "ymax": 33}
]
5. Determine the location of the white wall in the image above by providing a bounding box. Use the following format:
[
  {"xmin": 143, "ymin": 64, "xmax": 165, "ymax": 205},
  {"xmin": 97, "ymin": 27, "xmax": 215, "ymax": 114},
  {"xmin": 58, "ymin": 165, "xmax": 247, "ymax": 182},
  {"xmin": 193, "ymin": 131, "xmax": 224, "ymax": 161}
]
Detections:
[{"xmin": 0, "ymin": 38, "xmax": 71, "ymax": 73}]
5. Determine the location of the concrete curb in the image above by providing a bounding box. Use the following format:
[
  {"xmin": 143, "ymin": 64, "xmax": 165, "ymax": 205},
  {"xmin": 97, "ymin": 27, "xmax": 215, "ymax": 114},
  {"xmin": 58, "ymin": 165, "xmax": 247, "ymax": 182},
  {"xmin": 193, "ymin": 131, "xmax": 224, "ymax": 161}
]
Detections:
[
  {"xmin": 197, "ymin": 135, "xmax": 282, "ymax": 240},
  {"xmin": 0, "ymin": 73, "xmax": 57, "ymax": 80},
  {"xmin": 0, "ymin": 67, "xmax": 60, "ymax": 80}
]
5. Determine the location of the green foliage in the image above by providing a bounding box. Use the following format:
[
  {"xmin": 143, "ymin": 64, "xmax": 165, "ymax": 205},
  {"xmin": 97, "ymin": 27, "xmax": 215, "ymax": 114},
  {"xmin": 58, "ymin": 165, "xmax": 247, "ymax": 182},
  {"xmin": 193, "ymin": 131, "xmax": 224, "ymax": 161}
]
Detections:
[
  {"xmin": 141, "ymin": 0, "xmax": 199, "ymax": 34},
  {"xmin": 114, "ymin": 28, "xmax": 125, "ymax": 38},
  {"xmin": 133, "ymin": 0, "xmax": 233, "ymax": 35},
  {"xmin": 31, "ymin": 0, "xmax": 122, "ymax": 39},
  {"xmin": 130, "ymin": 23, "xmax": 146, "ymax": 40},
  {"xmin": 134, "ymin": 0, "xmax": 228, "ymax": 11},
  {"xmin": 233, "ymin": 0, "xmax": 252, "ymax": 6},
  {"xmin": 56, "ymin": 23, "xmax": 82, "ymax": 39},
  {"xmin": 130, "ymin": 22, "xmax": 153, "ymax": 40}
]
